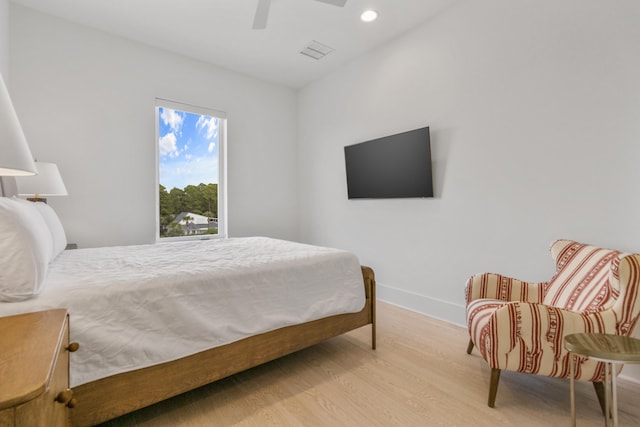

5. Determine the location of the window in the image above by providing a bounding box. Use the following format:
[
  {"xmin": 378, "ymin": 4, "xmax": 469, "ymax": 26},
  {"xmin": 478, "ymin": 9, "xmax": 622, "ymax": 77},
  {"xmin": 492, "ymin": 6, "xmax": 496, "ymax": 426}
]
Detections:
[{"xmin": 155, "ymin": 99, "xmax": 226, "ymax": 240}]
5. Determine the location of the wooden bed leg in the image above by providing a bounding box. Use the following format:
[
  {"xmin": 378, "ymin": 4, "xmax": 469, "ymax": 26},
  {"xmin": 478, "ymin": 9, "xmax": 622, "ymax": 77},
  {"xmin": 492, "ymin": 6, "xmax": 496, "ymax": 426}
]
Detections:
[
  {"xmin": 488, "ymin": 368, "xmax": 501, "ymax": 408},
  {"xmin": 371, "ymin": 275, "xmax": 377, "ymax": 350},
  {"xmin": 466, "ymin": 339, "xmax": 474, "ymax": 354},
  {"xmin": 361, "ymin": 266, "xmax": 377, "ymax": 350}
]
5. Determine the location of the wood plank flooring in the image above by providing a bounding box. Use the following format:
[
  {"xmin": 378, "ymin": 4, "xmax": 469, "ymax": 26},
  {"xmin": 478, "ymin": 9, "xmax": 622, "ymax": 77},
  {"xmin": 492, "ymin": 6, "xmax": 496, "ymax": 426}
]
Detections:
[{"xmin": 97, "ymin": 302, "xmax": 640, "ymax": 426}]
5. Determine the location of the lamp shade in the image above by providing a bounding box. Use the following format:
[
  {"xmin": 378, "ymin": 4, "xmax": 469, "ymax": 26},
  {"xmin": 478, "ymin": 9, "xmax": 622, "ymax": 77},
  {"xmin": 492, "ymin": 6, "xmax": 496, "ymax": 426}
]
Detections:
[
  {"xmin": 15, "ymin": 162, "xmax": 68, "ymax": 197},
  {"xmin": 0, "ymin": 73, "xmax": 37, "ymax": 176}
]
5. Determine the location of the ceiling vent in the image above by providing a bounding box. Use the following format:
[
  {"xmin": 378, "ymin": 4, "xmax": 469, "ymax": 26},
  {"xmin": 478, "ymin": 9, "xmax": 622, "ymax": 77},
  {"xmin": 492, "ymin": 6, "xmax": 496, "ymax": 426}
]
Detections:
[{"xmin": 300, "ymin": 40, "xmax": 334, "ymax": 60}]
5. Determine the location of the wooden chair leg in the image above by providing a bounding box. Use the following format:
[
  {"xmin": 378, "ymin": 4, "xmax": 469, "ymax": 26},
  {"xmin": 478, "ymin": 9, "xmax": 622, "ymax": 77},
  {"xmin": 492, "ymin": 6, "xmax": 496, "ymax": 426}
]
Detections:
[
  {"xmin": 488, "ymin": 368, "xmax": 501, "ymax": 408},
  {"xmin": 593, "ymin": 381, "xmax": 606, "ymax": 416},
  {"xmin": 466, "ymin": 339, "xmax": 474, "ymax": 354}
]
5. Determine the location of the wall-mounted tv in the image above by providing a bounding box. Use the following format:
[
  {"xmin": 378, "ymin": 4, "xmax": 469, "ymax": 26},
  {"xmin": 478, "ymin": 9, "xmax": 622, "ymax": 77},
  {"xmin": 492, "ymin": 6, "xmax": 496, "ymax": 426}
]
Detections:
[{"xmin": 344, "ymin": 126, "xmax": 433, "ymax": 199}]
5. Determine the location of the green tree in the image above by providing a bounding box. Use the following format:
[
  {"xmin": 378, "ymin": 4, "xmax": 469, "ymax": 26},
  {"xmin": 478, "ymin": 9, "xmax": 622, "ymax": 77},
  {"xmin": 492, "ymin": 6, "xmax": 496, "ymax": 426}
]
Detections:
[
  {"xmin": 182, "ymin": 215, "xmax": 193, "ymax": 234},
  {"xmin": 159, "ymin": 185, "xmax": 174, "ymax": 216},
  {"xmin": 159, "ymin": 185, "xmax": 176, "ymax": 236},
  {"xmin": 182, "ymin": 185, "xmax": 201, "ymax": 214},
  {"xmin": 159, "ymin": 182, "xmax": 219, "ymax": 237},
  {"xmin": 166, "ymin": 222, "xmax": 184, "ymax": 237},
  {"xmin": 169, "ymin": 188, "xmax": 185, "ymax": 213},
  {"xmin": 201, "ymin": 183, "xmax": 218, "ymax": 218}
]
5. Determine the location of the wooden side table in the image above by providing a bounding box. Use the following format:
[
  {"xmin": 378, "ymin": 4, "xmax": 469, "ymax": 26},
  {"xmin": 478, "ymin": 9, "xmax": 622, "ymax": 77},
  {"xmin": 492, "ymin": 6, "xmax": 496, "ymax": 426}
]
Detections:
[
  {"xmin": 564, "ymin": 333, "xmax": 640, "ymax": 427},
  {"xmin": 0, "ymin": 310, "xmax": 79, "ymax": 426}
]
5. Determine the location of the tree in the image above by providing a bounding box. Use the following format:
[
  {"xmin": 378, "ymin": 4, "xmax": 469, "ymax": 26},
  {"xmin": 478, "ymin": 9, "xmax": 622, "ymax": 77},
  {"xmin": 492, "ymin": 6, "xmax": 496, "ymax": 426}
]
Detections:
[
  {"xmin": 159, "ymin": 182, "xmax": 219, "ymax": 237},
  {"xmin": 181, "ymin": 185, "xmax": 202, "ymax": 214},
  {"xmin": 182, "ymin": 215, "xmax": 193, "ymax": 234},
  {"xmin": 166, "ymin": 222, "xmax": 184, "ymax": 237},
  {"xmin": 159, "ymin": 185, "xmax": 174, "ymax": 216},
  {"xmin": 169, "ymin": 188, "xmax": 185, "ymax": 213},
  {"xmin": 200, "ymin": 183, "xmax": 218, "ymax": 218}
]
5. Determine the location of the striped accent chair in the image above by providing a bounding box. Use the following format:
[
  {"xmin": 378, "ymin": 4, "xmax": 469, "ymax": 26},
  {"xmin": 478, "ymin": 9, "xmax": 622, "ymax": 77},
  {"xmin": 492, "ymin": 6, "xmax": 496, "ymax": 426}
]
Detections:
[{"xmin": 465, "ymin": 240, "xmax": 640, "ymax": 408}]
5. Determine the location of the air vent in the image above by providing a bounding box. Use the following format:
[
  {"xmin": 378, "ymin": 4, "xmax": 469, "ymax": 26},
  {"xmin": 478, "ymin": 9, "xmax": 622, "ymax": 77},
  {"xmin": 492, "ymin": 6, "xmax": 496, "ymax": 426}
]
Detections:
[{"xmin": 300, "ymin": 40, "xmax": 334, "ymax": 60}]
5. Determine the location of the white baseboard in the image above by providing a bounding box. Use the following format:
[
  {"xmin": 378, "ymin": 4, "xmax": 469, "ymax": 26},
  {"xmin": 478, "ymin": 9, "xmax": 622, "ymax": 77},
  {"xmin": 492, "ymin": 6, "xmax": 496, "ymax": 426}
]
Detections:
[{"xmin": 376, "ymin": 282, "xmax": 466, "ymax": 328}]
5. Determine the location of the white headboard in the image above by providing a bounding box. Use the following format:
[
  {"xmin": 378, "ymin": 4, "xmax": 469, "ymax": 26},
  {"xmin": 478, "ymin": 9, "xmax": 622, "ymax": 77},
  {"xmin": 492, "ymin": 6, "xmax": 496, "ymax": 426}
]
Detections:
[{"xmin": 0, "ymin": 177, "xmax": 17, "ymax": 197}]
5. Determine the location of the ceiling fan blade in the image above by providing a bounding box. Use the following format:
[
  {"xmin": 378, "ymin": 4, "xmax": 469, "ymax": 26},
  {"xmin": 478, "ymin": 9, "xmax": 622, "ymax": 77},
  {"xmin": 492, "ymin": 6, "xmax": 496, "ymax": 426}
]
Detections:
[
  {"xmin": 252, "ymin": 0, "xmax": 271, "ymax": 30},
  {"xmin": 313, "ymin": 0, "xmax": 347, "ymax": 6}
]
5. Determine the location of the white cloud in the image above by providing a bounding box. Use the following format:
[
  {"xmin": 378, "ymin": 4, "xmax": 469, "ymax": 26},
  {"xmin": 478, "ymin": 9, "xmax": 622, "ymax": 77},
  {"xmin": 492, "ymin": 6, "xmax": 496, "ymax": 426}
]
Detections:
[
  {"xmin": 160, "ymin": 108, "xmax": 184, "ymax": 133},
  {"xmin": 195, "ymin": 115, "xmax": 206, "ymax": 129},
  {"xmin": 196, "ymin": 116, "xmax": 218, "ymax": 140},
  {"xmin": 208, "ymin": 142, "xmax": 215, "ymax": 153},
  {"xmin": 175, "ymin": 167, "xmax": 192, "ymax": 176},
  {"xmin": 159, "ymin": 132, "xmax": 179, "ymax": 157}
]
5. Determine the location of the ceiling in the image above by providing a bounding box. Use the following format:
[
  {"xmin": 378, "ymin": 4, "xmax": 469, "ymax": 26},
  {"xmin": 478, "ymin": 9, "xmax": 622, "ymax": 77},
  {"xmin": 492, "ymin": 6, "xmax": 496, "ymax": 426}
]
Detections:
[{"xmin": 10, "ymin": 0, "xmax": 459, "ymax": 89}]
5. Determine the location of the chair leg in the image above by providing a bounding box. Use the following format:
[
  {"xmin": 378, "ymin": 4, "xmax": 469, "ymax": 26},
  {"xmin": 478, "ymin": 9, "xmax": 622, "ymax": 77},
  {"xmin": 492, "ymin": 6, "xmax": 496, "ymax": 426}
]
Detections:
[
  {"xmin": 466, "ymin": 339, "xmax": 474, "ymax": 354},
  {"xmin": 488, "ymin": 368, "xmax": 501, "ymax": 408},
  {"xmin": 593, "ymin": 381, "xmax": 606, "ymax": 416}
]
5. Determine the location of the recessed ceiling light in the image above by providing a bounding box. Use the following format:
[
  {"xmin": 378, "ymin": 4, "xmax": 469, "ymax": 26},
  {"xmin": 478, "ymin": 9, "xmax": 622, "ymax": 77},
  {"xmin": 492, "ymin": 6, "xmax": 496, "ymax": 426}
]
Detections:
[{"xmin": 361, "ymin": 10, "xmax": 378, "ymax": 23}]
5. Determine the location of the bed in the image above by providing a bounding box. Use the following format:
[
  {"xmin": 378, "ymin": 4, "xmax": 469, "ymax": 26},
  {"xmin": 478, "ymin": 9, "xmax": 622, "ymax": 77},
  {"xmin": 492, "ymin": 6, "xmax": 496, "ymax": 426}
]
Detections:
[{"xmin": 0, "ymin": 193, "xmax": 376, "ymax": 426}]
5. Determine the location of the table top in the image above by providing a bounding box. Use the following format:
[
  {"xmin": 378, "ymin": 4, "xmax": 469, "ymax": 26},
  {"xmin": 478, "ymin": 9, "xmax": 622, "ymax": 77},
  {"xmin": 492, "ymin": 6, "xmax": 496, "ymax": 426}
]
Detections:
[
  {"xmin": 0, "ymin": 309, "xmax": 68, "ymax": 409},
  {"xmin": 564, "ymin": 333, "xmax": 640, "ymax": 362}
]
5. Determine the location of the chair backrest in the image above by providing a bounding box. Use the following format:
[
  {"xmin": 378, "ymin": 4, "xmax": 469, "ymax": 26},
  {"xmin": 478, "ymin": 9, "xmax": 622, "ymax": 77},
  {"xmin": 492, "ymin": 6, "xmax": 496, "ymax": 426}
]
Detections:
[
  {"xmin": 544, "ymin": 240, "xmax": 621, "ymax": 313},
  {"xmin": 544, "ymin": 240, "xmax": 640, "ymax": 336}
]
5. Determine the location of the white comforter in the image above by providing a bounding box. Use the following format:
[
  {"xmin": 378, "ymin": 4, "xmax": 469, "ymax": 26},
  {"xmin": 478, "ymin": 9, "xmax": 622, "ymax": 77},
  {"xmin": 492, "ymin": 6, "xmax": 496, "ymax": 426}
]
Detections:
[{"xmin": 0, "ymin": 237, "xmax": 365, "ymax": 386}]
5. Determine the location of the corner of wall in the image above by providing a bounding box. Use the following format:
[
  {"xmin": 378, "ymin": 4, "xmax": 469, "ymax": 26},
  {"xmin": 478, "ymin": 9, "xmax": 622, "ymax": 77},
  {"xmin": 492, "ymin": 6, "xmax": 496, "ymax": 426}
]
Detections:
[{"xmin": 376, "ymin": 282, "xmax": 467, "ymax": 327}]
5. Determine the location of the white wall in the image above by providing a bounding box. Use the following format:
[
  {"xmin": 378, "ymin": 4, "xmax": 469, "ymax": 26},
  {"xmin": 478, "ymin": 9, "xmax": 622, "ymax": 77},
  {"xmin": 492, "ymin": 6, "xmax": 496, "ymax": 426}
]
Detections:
[
  {"xmin": 9, "ymin": 0, "xmax": 640, "ymax": 382},
  {"xmin": 298, "ymin": 0, "xmax": 640, "ymax": 327},
  {"xmin": 0, "ymin": 0, "xmax": 8, "ymax": 78},
  {"xmin": 9, "ymin": 5, "xmax": 299, "ymax": 248}
]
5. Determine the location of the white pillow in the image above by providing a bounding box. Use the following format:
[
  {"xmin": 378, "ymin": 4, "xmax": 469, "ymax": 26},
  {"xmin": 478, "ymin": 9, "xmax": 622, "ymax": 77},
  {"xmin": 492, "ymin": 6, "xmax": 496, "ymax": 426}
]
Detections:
[
  {"xmin": 0, "ymin": 197, "xmax": 53, "ymax": 301},
  {"xmin": 10, "ymin": 197, "xmax": 56, "ymax": 260},
  {"xmin": 31, "ymin": 201, "xmax": 68, "ymax": 260}
]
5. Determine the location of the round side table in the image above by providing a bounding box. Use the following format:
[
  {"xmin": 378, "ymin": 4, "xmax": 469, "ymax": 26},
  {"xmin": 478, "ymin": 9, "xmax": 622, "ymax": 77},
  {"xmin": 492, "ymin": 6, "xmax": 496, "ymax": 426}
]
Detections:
[{"xmin": 564, "ymin": 333, "xmax": 640, "ymax": 427}]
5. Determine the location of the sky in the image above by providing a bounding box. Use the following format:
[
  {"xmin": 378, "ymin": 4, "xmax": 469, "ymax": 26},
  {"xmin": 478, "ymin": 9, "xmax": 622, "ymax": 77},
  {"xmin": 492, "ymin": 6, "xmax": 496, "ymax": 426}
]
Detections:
[{"xmin": 158, "ymin": 106, "xmax": 219, "ymax": 191}]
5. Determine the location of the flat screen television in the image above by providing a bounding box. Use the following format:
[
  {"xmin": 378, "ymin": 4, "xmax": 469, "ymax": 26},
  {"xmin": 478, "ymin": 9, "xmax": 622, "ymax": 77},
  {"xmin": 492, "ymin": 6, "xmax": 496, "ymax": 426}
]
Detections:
[{"xmin": 344, "ymin": 126, "xmax": 433, "ymax": 199}]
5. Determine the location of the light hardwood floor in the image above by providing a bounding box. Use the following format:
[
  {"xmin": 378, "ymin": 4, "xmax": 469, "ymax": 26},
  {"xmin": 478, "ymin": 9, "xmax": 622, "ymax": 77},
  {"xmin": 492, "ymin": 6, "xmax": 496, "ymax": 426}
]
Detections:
[{"xmin": 97, "ymin": 302, "xmax": 640, "ymax": 426}]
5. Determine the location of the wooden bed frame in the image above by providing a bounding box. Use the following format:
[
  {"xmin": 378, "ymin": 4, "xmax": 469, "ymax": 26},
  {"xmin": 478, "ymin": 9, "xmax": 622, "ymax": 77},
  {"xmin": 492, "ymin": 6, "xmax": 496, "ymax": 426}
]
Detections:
[{"xmin": 69, "ymin": 266, "xmax": 376, "ymax": 426}]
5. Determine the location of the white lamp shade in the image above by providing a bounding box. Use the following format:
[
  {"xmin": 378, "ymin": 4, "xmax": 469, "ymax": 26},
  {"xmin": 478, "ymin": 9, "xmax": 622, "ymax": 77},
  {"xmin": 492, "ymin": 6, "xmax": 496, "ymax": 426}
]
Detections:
[
  {"xmin": 16, "ymin": 162, "xmax": 68, "ymax": 196},
  {"xmin": 0, "ymin": 73, "xmax": 37, "ymax": 176}
]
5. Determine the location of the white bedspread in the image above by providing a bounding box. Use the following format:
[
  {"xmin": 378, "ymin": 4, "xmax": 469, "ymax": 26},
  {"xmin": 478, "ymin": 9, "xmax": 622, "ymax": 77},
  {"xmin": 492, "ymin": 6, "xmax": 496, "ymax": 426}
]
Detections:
[{"xmin": 0, "ymin": 237, "xmax": 365, "ymax": 386}]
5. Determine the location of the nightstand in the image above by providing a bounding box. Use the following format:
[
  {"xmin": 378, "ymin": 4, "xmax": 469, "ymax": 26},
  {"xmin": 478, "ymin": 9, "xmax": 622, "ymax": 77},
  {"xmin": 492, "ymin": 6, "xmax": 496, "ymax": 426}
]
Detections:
[{"xmin": 0, "ymin": 309, "xmax": 79, "ymax": 426}]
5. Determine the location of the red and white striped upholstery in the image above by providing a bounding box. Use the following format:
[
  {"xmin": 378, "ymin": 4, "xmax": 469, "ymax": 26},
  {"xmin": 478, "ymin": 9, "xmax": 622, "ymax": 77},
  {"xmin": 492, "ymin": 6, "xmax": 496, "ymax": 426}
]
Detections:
[{"xmin": 466, "ymin": 240, "xmax": 640, "ymax": 383}]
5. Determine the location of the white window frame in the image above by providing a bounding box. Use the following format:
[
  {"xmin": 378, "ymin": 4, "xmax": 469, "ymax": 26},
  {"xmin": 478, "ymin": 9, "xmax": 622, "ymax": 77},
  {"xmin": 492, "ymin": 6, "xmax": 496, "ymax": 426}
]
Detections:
[{"xmin": 155, "ymin": 98, "xmax": 227, "ymax": 242}]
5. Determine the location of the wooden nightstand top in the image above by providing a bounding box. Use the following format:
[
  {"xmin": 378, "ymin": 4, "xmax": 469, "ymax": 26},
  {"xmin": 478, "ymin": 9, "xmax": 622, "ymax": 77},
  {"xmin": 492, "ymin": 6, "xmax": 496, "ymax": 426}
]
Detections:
[{"xmin": 0, "ymin": 309, "xmax": 68, "ymax": 410}]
